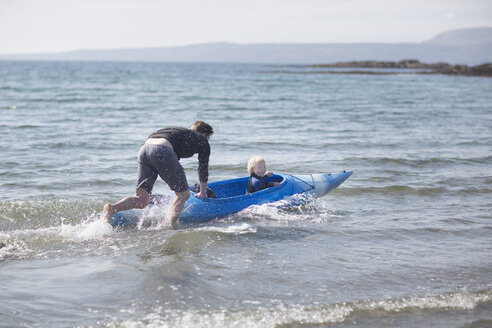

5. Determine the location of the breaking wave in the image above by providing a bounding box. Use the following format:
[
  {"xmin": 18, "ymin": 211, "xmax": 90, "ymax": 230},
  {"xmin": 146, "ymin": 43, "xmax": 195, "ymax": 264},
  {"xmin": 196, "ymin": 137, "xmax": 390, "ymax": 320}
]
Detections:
[{"xmin": 111, "ymin": 289, "xmax": 492, "ymax": 328}]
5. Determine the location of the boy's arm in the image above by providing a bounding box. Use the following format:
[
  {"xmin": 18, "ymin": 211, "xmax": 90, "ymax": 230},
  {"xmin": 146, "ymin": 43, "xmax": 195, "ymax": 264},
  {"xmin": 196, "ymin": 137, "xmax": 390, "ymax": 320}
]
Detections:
[{"xmin": 265, "ymin": 173, "xmax": 280, "ymax": 188}]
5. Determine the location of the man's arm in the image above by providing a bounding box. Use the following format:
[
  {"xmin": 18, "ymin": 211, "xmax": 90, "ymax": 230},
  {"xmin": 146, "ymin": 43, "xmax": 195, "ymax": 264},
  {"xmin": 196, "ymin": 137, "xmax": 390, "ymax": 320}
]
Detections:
[{"xmin": 195, "ymin": 139, "xmax": 210, "ymax": 198}]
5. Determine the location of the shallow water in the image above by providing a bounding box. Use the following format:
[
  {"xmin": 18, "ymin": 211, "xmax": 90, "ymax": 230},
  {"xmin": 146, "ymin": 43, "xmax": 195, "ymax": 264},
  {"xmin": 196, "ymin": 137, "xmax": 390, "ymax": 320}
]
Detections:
[{"xmin": 0, "ymin": 61, "xmax": 491, "ymax": 327}]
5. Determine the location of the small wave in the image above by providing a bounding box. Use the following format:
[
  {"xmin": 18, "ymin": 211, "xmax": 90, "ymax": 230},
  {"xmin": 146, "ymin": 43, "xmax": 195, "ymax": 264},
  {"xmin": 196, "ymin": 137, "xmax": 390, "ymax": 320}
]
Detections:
[
  {"xmin": 0, "ymin": 214, "xmax": 113, "ymax": 261},
  {"xmin": 353, "ymin": 289, "xmax": 492, "ymax": 312},
  {"xmin": 0, "ymin": 86, "xmax": 23, "ymax": 92},
  {"xmin": 16, "ymin": 124, "xmax": 40, "ymax": 129},
  {"xmin": 195, "ymin": 222, "xmax": 257, "ymax": 235},
  {"xmin": 112, "ymin": 289, "xmax": 492, "ymax": 328},
  {"xmin": 343, "ymin": 156, "xmax": 492, "ymax": 167},
  {"xmin": 337, "ymin": 185, "xmax": 448, "ymax": 196},
  {"xmin": 460, "ymin": 320, "xmax": 492, "ymax": 328},
  {"xmin": 337, "ymin": 184, "xmax": 492, "ymax": 197},
  {"xmin": 455, "ymin": 187, "xmax": 492, "ymax": 196},
  {"xmin": 0, "ymin": 198, "xmax": 102, "ymax": 228},
  {"xmin": 0, "ymin": 224, "xmax": 65, "ymax": 260},
  {"xmin": 59, "ymin": 215, "xmax": 113, "ymax": 241},
  {"xmin": 26, "ymin": 97, "xmax": 91, "ymax": 103},
  {"xmin": 55, "ymin": 97, "xmax": 91, "ymax": 103},
  {"xmin": 0, "ymin": 234, "xmax": 30, "ymax": 261}
]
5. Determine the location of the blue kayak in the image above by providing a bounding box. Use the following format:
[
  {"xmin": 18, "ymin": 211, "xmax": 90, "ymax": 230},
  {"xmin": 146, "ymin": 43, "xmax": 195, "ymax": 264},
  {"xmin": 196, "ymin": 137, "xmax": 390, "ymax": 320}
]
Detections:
[{"xmin": 109, "ymin": 170, "xmax": 352, "ymax": 227}]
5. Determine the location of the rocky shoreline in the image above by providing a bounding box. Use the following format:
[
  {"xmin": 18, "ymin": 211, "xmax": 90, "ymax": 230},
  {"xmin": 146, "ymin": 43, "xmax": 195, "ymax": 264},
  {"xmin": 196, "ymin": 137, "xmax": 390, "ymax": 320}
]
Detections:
[{"xmin": 265, "ymin": 60, "xmax": 492, "ymax": 77}]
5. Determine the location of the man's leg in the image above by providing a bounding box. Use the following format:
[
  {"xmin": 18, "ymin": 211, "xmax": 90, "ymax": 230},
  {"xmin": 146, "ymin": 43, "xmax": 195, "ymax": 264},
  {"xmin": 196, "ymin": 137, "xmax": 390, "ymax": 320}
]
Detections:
[
  {"xmin": 101, "ymin": 188, "xmax": 151, "ymax": 222},
  {"xmin": 167, "ymin": 189, "xmax": 190, "ymax": 225}
]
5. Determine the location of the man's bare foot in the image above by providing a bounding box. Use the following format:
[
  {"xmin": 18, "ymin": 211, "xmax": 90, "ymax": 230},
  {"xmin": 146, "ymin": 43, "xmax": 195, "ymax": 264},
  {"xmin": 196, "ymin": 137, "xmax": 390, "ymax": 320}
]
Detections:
[{"xmin": 101, "ymin": 203, "xmax": 115, "ymax": 222}]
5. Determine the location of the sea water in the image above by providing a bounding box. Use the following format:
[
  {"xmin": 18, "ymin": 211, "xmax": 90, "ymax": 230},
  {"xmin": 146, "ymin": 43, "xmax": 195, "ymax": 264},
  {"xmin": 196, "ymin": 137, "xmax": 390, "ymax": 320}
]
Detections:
[{"xmin": 0, "ymin": 61, "xmax": 491, "ymax": 327}]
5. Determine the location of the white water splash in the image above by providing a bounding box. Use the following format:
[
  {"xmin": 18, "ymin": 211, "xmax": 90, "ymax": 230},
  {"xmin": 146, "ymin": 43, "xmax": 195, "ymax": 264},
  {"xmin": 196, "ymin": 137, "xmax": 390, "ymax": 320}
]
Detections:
[
  {"xmin": 0, "ymin": 236, "xmax": 30, "ymax": 261},
  {"xmin": 59, "ymin": 215, "xmax": 113, "ymax": 241},
  {"xmin": 236, "ymin": 197, "xmax": 339, "ymax": 224}
]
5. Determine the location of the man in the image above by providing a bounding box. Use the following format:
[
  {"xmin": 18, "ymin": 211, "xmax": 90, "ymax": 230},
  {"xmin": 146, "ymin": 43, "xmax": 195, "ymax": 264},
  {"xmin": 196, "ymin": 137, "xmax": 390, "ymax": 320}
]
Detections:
[{"xmin": 101, "ymin": 121, "xmax": 213, "ymax": 225}]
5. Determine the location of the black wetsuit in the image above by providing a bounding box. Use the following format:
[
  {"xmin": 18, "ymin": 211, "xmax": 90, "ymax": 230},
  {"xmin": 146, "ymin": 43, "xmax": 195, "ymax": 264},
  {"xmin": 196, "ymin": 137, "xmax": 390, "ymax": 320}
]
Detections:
[
  {"xmin": 247, "ymin": 173, "xmax": 274, "ymax": 193},
  {"xmin": 148, "ymin": 127, "xmax": 210, "ymax": 182},
  {"xmin": 136, "ymin": 127, "xmax": 210, "ymax": 194}
]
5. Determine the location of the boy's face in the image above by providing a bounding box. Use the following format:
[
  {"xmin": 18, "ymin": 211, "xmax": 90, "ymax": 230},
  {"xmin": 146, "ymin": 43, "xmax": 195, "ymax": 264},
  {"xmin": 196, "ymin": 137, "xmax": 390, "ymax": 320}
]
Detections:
[{"xmin": 254, "ymin": 161, "xmax": 266, "ymax": 176}]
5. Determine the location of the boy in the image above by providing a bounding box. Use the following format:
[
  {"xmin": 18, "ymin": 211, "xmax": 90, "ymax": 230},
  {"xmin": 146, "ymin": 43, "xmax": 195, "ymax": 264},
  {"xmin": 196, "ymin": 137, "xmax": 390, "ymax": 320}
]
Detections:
[{"xmin": 247, "ymin": 155, "xmax": 280, "ymax": 193}]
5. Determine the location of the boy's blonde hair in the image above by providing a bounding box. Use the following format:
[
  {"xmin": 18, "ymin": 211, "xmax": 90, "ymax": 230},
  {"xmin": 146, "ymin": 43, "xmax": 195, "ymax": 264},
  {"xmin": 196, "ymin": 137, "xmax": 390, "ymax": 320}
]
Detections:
[{"xmin": 247, "ymin": 155, "xmax": 265, "ymax": 175}]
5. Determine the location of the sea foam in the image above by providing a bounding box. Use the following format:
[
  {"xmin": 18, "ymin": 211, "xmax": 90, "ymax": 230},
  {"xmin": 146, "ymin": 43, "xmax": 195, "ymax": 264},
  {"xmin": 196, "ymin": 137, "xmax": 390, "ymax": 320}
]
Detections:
[
  {"xmin": 59, "ymin": 215, "xmax": 113, "ymax": 241},
  {"xmin": 112, "ymin": 289, "xmax": 492, "ymax": 328}
]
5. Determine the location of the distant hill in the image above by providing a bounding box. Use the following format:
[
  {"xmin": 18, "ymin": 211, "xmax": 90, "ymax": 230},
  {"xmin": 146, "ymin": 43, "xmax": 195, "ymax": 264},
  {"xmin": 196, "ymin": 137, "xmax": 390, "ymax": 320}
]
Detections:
[
  {"xmin": 1, "ymin": 27, "xmax": 491, "ymax": 65},
  {"xmin": 424, "ymin": 27, "xmax": 492, "ymax": 46}
]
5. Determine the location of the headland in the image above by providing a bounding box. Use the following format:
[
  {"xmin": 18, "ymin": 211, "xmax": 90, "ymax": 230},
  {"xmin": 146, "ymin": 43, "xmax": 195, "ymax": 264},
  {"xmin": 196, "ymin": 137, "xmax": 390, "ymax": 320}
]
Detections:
[{"xmin": 265, "ymin": 60, "xmax": 492, "ymax": 77}]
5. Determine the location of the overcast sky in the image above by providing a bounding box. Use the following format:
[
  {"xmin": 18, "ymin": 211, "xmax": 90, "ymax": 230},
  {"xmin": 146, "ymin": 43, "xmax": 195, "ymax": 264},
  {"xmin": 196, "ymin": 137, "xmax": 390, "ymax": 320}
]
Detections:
[{"xmin": 1, "ymin": 0, "xmax": 491, "ymax": 54}]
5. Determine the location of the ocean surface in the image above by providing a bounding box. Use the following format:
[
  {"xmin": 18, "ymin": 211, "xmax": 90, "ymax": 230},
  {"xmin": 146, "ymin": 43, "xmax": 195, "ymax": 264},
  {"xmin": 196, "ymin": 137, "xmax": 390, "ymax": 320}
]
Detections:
[{"xmin": 0, "ymin": 61, "xmax": 491, "ymax": 328}]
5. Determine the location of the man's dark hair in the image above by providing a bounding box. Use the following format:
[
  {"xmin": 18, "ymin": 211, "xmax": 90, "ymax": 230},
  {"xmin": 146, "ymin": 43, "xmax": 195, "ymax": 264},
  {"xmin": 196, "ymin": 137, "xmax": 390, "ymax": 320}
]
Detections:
[{"xmin": 191, "ymin": 121, "xmax": 214, "ymax": 137}]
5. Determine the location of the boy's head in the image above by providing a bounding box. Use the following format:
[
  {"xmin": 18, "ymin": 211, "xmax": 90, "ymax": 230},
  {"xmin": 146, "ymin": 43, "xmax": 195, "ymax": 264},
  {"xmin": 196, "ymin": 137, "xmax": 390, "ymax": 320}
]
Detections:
[
  {"xmin": 191, "ymin": 121, "xmax": 214, "ymax": 139},
  {"xmin": 248, "ymin": 156, "xmax": 266, "ymax": 176}
]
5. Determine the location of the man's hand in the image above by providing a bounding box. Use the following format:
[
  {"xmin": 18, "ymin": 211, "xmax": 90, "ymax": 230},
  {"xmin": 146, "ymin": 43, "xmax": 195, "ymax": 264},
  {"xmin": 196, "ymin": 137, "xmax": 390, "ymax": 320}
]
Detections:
[
  {"xmin": 195, "ymin": 190, "xmax": 208, "ymax": 199},
  {"xmin": 195, "ymin": 181, "xmax": 208, "ymax": 199}
]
